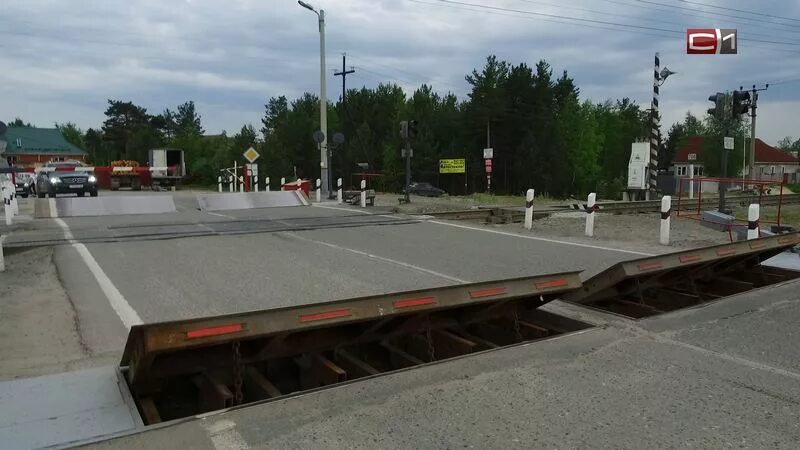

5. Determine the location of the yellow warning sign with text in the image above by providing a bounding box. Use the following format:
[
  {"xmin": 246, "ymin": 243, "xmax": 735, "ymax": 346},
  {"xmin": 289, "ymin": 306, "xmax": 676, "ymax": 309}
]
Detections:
[{"xmin": 439, "ymin": 159, "xmax": 466, "ymax": 174}]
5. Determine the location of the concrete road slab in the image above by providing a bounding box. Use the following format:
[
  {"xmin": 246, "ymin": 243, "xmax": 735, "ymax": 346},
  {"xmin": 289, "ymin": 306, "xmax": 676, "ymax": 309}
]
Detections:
[
  {"xmin": 196, "ymin": 191, "xmax": 309, "ymax": 211},
  {"xmin": 79, "ymin": 231, "xmax": 458, "ymax": 322},
  {"xmin": 295, "ymin": 220, "xmax": 640, "ymax": 282},
  {"xmin": 0, "ymin": 367, "xmax": 138, "ymax": 450},
  {"xmin": 34, "ymin": 196, "xmax": 176, "ymax": 218}
]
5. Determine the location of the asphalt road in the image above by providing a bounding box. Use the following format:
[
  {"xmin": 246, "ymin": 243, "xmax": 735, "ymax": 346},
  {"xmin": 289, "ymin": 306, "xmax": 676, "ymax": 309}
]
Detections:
[
  {"xmin": 28, "ymin": 191, "xmax": 643, "ymax": 331},
  {"xmin": 5, "ymin": 191, "xmax": 800, "ymax": 448}
]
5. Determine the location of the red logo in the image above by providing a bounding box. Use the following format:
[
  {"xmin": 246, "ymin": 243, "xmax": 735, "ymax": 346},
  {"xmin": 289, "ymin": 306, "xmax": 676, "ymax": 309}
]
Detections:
[{"xmin": 687, "ymin": 28, "xmax": 737, "ymax": 54}]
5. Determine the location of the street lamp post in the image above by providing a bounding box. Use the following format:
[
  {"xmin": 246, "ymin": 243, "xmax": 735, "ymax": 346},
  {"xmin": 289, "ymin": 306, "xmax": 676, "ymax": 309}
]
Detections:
[{"xmin": 298, "ymin": 1, "xmax": 328, "ymax": 196}]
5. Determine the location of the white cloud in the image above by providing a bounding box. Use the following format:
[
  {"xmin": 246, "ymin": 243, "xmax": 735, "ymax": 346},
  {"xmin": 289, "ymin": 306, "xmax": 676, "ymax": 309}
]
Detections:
[{"xmin": 0, "ymin": 0, "xmax": 798, "ymax": 144}]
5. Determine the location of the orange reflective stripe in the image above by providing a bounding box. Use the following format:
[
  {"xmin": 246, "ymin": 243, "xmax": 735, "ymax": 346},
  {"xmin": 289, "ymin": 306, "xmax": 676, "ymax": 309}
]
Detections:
[
  {"xmin": 535, "ymin": 278, "xmax": 568, "ymax": 289},
  {"xmin": 186, "ymin": 324, "xmax": 244, "ymax": 339},
  {"xmin": 299, "ymin": 309, "xmax": 352, "ymax": 323},
  {"xmin": 393, "ymin": 297, "xmax": 436, "ymax": 309},
  {"xmin": 638, "ymin": 262, "xmax": 662, "ymax": 271},
  {"xmin": 469, "ymin": 287, "xmax": 507, "ymax": 299}
]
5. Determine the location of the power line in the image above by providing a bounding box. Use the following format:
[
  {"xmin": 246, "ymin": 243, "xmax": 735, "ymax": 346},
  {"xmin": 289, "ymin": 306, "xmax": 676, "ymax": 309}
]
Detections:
[
  {"xmin": 675, "ymin": 0, "xmax": 800, "ymax": 24},
  {"xmin": 594, "ymin": 0, "xmax": 800, "ymax": 37},
  {"xmin": 426, "ymin": 0, "xmax": 800, "ymax": 47},
  {"xmin": 633, "ymin": 0, "xmax": 800, "ymax": 31},
  {"xmin": 514, "ymin": 0, "xmax": 800, "ymax": 44},
  {"xmin": 346, "ymin": 52, "xmax": 464, "ymax": 91}
]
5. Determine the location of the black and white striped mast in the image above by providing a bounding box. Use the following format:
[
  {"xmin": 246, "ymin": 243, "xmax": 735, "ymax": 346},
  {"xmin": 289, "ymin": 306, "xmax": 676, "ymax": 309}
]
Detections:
[
  {"xmin": 651, "ymin": 52, "xmax": 675, "ymax": 196},
  {"xmin": 650, "ymin": 52, "xmax": 660, "ymax": 193}
]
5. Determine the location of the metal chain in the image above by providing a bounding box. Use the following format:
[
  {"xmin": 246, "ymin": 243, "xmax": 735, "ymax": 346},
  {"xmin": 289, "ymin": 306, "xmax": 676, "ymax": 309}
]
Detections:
[
  {"xmin": 232, "ymin": 341, "xmax": 244, "ymax": 405},
  {"xmin": 425, "ymin": 316, "xmax": 435, "ymax": 362},
  {"xmin": 512, "ymin": 308, "xmax": 523, "ymax": 342}
]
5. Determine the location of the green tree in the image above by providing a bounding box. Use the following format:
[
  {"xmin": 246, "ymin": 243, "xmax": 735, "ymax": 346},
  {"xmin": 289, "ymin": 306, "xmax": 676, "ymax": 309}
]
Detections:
[
  {"xmin": 175, "ymin": 101, "xmax": 203, "ymax": 136},
  {"xmin": 777, "ymin": 136, "xmax": 800, "ymax": 153},
  {"xmin": 101, "ymin": 100, "xmax": 153, "ymax": 161},
  {"xmin": 55, "ymin": 122, "xmax": 85, "ymax": 150},
  {"xmin": 8, "ymin": 117, "xmax": 33, "ymax": 127}
]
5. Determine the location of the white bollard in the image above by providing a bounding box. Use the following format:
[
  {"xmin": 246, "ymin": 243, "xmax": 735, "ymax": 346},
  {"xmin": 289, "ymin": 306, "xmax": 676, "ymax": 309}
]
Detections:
[
  {"xmin": 4, "ymin": 194, "xmax": 11, "ymax": 226},
  {"xmin": 229, "ymin": 176, "xmax": 234, "ymax": 192},
  {"xmin": 265, "ymin": 177, "xmax": 270, "ymax": 192},
  {"xmin": 218, "ymin": 176, "xmax": 223, "ymax": 193},
  {"xmin": 747, "ymin": 204, "xmax": 760, "ymax": 240},
  {"xmin": 280, "ymin": 177, "xmax": 286, "ymax": 191},
  {"xmin": 524, "ymin": 189, "xmax": 535, "ymax": 230},
  {"xmin": 360, "ymin": 180, "xmax": 367, "ymax": 208},
  {"xmin": 584, "ymin": 193, "xmax": 596, "ymax": 237},
  {"xmin": 11, "ymin": 189, "xmax": 18, "ymax": 215},
  {"xmin": 316, "ymin": 178, "xmax": 321, "ymax": 202},
  {"xmin": 0, "ymin": 235, "xmax": 5, "ymax": 272},
  {"xmin": 660, "ymin": 195, "xmax": 671, "ymax": 245},
  {"xmin": 254, "ymin": 176, "xmax": 259, "ymax": 192},
  {"xmin": 239, "ymin": 177, "xmax": 244, "ymax": 192},
  {"xmin": 337, "ymin": 178, "xmax": 343, "ymax": 204},
  {"xmin": 688, "ymin": 164, "xmax": 694, "ymax": 200}
]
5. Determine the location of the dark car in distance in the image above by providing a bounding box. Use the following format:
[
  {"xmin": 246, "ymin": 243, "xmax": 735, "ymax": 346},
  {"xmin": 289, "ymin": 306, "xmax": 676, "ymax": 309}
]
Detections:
[
  {"xmin": 36, "ymin": 170, "xmax": 98, "ymax": 197},
  {"xmin": 14, "ymin": 173, "xmax": 36, "ymax": 198},
  {"xmin": 404, "ymin": 182, "xmax": 447, "ymax": 197}
]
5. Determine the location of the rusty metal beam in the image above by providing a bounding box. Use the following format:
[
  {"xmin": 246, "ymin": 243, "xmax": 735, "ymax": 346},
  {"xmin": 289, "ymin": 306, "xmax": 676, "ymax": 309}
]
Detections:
[
  {"xmin": 431, "ymin": 329, "xmax": 478, "ymax": 358},
  {"xmin": 298, "ymin": 353, "xmax": 347, "ymax": 389},
  {"xmin": 193, "ymin": 373, "xmax": 233, "ymax": 413},
  {"xmin": 334, "ymin": 349, "xmax": 380, "ymax": 378},
  {"xmin": 244, "ymin": 367, "xmax": 281, "ymax": 400},
  {"xmin": 380, "ymin": 341, "xmax": 424, "ymax": 368},
  {"xmin": 138, "ymin": 397, "xmax": 161, "ymax": 425}
]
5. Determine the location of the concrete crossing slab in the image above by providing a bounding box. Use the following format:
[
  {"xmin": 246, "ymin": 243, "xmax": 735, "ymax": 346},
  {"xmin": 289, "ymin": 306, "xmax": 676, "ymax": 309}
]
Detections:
[
  {"xmin": 196, "ymin": 191, "xmax": 309, "ymax": 211},
  {"xmin": 34, "ymin": 196, "xmax": 177, "ymax": 218}
]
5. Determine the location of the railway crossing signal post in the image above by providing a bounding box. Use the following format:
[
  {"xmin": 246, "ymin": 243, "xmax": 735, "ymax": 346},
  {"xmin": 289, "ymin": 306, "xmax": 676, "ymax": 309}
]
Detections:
[{"xmin": 400, "ymin": 120, "xmax": 417, "ymax": 204}]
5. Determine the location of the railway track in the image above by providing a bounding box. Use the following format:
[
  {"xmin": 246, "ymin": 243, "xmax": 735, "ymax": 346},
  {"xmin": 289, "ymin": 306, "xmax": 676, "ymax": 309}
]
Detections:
[{"xmin": 427, "ymin": 194, "xmax": 800, "ymax": 223}]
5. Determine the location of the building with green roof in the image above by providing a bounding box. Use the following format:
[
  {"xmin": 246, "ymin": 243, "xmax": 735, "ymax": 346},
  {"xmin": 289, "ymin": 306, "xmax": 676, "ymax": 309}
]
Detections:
[{"xmin": 0, "ymin": 127, "xmax": 87, "ymax": 167}]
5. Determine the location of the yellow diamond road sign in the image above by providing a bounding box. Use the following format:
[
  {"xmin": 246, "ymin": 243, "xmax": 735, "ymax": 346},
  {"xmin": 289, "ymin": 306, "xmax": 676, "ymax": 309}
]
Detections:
[{"xmin": 243, "ymin": 147, "xmax": 260, "ymax": 163}]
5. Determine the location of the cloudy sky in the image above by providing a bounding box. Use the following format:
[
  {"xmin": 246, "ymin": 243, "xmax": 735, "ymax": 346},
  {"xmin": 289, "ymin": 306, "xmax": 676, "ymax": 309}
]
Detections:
[{"xmin": 2, "ymin": 0, "xmax": 799, "ymax": 145}]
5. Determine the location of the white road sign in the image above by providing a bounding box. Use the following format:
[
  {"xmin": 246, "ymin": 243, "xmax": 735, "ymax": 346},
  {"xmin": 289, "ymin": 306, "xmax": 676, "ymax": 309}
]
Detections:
[
  {"xmin": 723, "ymin": 137, "xmax": 734, "ymax": 150},
  {"xmin": 483, "ymin": 148, "xmax": 493, "ymax": 159}
]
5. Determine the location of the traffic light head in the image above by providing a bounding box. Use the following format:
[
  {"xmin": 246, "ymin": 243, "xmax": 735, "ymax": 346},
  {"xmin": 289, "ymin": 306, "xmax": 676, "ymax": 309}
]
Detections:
[
  {"xmin": 408, "ymin": 120, "xmax": 418, "ymax": 139},
  {"xmin": 731, "ymin": 90, "xmax": 751, "ymax": 116},
  {"xmin": 707, "ymin": 92, "xmax": 725, "ymax": 119}
]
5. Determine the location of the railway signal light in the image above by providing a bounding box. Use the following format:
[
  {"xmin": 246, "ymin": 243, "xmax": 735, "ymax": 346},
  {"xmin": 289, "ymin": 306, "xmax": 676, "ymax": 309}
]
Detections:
[
  {"xmin": 707, "ymin": 92, "xmax": 725, "ymax": 119},
  {"xmin": 399, "ymin": 121, "xmax": 408, "ymax": 140},
  {"xmin": 732, "ymin": 90, "xmax": 751, "ymax": 117},
  {"xmin": 408, "ymin": 120, "xmax": 418, "ymax": 139}
]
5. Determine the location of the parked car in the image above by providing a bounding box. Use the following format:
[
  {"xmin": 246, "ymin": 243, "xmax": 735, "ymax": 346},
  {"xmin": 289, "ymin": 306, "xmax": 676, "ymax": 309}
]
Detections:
[
  {"xmin": 14, "ymin": 173, "xmax": 36, "ymax": 198},
  {"xmin": 36, "ymin": 170, "xmax": 98, "ymax": 197},
  {"xmin": 404, "ymin": 182, "xmax": 447, "ymax": 197}
]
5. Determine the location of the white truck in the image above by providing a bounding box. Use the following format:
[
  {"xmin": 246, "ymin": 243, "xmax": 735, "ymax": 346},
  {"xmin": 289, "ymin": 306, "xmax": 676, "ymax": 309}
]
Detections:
[{"xmin": 148, "ymin": 148, "xmax": 186, "ymax": 189}]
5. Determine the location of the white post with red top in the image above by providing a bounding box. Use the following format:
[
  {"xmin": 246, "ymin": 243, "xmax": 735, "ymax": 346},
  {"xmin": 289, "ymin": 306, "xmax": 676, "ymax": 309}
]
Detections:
[{"xmin": 584, "ymin": 193, "xmax": 596, "ymax": 237}]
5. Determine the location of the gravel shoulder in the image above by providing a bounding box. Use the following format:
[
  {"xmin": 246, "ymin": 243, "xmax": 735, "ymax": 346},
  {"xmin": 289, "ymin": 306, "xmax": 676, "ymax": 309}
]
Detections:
[{"xmin": 0, "ymin": 247, "xmax": 115, "ymax": 380}]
